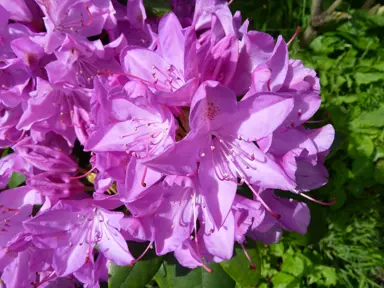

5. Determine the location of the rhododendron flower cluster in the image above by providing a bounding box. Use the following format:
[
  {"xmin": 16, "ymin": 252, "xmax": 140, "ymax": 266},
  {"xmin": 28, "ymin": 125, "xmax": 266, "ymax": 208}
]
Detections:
[{"xmin": 0, "ymin": 0, "xmax": 335, "ymax": 286}]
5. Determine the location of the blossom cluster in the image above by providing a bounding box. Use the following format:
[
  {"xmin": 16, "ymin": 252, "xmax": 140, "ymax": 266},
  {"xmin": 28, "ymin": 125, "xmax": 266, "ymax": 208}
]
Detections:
[{"xmin": 0, "ymin": 0, "xmax": 335, "ymax": 287}]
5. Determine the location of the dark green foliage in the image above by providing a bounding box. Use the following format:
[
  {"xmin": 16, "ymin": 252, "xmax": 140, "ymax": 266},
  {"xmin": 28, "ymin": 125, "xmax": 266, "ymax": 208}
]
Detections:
[{"xmin": 7, "ymin": 172, "xmax": 26, "ymax": 189}]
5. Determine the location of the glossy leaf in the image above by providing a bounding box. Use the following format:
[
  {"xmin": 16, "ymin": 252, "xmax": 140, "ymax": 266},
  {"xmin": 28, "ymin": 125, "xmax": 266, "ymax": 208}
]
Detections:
[
  {"xmin": 8, "ymin": 172, "xmax": 26, "ymax": 188},
  {"xmin": 220, "ymin": 241, "xmax": 261, "ymax": 288},
  {"xmin": 158, "ymin": 256, "xmax": 235, "ymax": 288},
  {"xmin": 108, "ymin": 243, "xmax": 164, "ymax": 288},
  {"xmin": 271, "ymin": 272, "xmax": 300, "ymax": 288}
]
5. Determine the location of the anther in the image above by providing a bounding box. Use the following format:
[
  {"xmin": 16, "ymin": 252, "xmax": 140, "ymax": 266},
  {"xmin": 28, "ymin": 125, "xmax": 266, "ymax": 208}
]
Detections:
[
  {"xmin": 141, "ymin": 167, "xmax": 148, "ymax": 188},
  {"xmin": 297, "ymin": 109, "xmax": 302, "ymax": 116}
]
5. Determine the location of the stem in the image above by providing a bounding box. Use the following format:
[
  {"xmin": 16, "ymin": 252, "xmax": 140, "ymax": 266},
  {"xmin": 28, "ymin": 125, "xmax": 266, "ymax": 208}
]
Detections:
[
  {"xmin": 300, "ymin": 0, "xmax": 345, "ymax": 47},
  {"xmin": 361, "ymin": 0, "xmax": 375, "ymax": 10},
  {"xmin": 311, "ymin": 0, "xmax": 323, "ymax": 18}
]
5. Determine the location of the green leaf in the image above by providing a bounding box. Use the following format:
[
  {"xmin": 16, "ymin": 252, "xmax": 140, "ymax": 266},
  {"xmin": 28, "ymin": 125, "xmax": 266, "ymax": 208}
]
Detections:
[
  {"xmin": 202, "ymin": 263, "xmax": 235, "ymax": 288},
  {"xmin": 280, "ymin": 256, "xmax": 305, "ymax": 277},
  {"xmin": 308, "ymin": 266, "xmax": 337, "ymax": 287},
  {"xmin": 1, "ymin": 148, "xmax": 9, "ymax": 157},
  {"xmin": 271, "ymin": 272, "xmax": 300, "ymax": 288},
  {"xmin": 108, "ymin": 256, "xmax": 163, "ymax": 288},
  {"xmin": 354, "ymin": 72, "xmax": 384, "ymax": 85},
  {"xmin": 347, "ymin": 135, "xmax": 374, "ymax": 158},
  {"xmin": 320, "ymin": 267, "xmax": 337, "ymax": 286},
  {"xmin": 145, "ymin": 0, "xmax": 171, "ymax": 17},
  {"xmin": 374, "ymin": 159, "xmax": 384, "ymax": 185},
  {"xmin": 309, "ymin": 35, "xmax": 339, "ymax": 54},
  {"xmin": 161, "ymin": 256, "xmax": 235, "ymax": 288},
  {"xmin": 8, "ymin": 172, "xmax": 26, "ymax": 188},
  {"xmin": 350, "ymin": 105, "xmax": 384, "ymax": 129},
  {"xmin": 354, "ymin": 10, "xmax": 384, "ymax": 27},
  {"xmin": 109, "ymin": 264, "xmax": 133, "ymax": 288},
  {"xmin": 269, "ymin": 242, "xmax": 285, "ymax": 257},
  {"xmin": 144, "ymin": 0, "xmax": 169, "ymax": 9},
  {"xmin": 304, "ymin": 203, "xmax": 329, "ymax": 244},
  {"xmin": 154, "ymin": 264, "xmax": 168, "ymax": 288},
  {"xmin": 163, "ymin": 257, "xmax": 201, "ymax": 288},
  {"xmin": 220, "ymin": 241, "xmax": 261, "ymax": 288}
]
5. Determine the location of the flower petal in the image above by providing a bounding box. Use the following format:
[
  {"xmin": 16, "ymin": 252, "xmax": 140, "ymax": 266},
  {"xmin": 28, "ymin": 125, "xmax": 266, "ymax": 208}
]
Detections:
[
  {"xmin": 199, "ymin": 156, "xmax": 237, "ymax": 228},
  {"xmin": 203, "ymin": 211, "xmax": 235, "ymax": 260}
]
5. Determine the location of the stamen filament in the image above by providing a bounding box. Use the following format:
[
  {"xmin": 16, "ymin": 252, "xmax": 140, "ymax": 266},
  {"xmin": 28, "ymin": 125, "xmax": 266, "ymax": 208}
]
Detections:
[
  {"xmin": 87, "ymin": 216, "xmax": 95, "ymax": 264},
  {"xmin": 133, "ymin": 241, "xmax": 153, "ymax": 263},
  {"xmin": 300, "ymin": 193, "xmax": 337, "ymax": 206},
  {"xmin": 287, "ymin": 26, "xmax": 301, "ymax": 46},
  {"xmin": 306, "ymin": 111, "xmax": 330, "ymax": 124},
  {"xmin": 71, "ymin": 167, "xmax": 97, "ymax": 180},
  {"xmin": 240, "ymin": 242, "xmax": 257, "ymax": 270},
  {"xmin": 83, "ymin": 6, "xmax": 93, "ymax": 27},
  {"xmin": 5, "ymin": 130, "xmax": 25, "ymax": 143},
  {"xmin": 32, "ymin": 271, "xmax": 56, "ymax": 287},
  {"xmin": 193, "ymin": 194, "xmax": 212, "ymax": 273},
  {"xmin": 97, "ymin": 70, "xmax": 168, "ymax": 90},
  {"xmin": 141, "ymin": 166, "xmax": 148, "ymax": 187},
  {"xmin": 246, "ymin": 182, "xmax": 281, "ymax": 219}
]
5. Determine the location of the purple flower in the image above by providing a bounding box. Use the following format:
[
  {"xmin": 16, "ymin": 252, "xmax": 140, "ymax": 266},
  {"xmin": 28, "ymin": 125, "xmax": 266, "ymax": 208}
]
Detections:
[
  {"xmin": 0, "ymin": 0, "xmax": 41, "ymax": 23},
  {"xmin": 263, "ymin": 124, "xmax": 335, "ymax": 191},
  {"xmin": 0, "ymin": 58, "xmax": 30, "ymax": 108},
  {"xmin": 46, "ymin": 35, "xmax": 121, "ymax": 88},
  {"xmin": 0, "ymin": 105, "xmax": 25, "ymax": 148},
  {"xmin": 232, "ymin": 189, "xmax": 310, "ymax": 245},
  {"xmin": 16, "ymin": 78, "xmax": 91, "ymax": 145},
  {"xmin": 173, "ymin": 209, "xmax": 235, "ymax": 270},
  {"xmin": 147, "ymin": 81, "xmax": 296, "ymax": 227},
  {"xmin": 27, "ymin": 172, "xmax": 86, "ymax": 200},
  {"xmin": 24, "ymin": 199, "xmax": 134, "ymax": 276},
  {"xmin": 0, "ymin": 0, "xmax": 336, "ymax": 277},
  {"xmin": 110, "ymin": 0, "xmax": 157, "ymax": 48},
  {"xmin": 121, "ymin": 12, "xmax": 199, "ymax": 106},
  {"xmin": 0, "ymin": 153, "xmax": 32, "ymax": 189},
  {"xmin": 1, "ymin": 245, "xmax": 55, "ymax": 288},
  {"xmin": 86, "ymin": 80, "xmax": 176, "ymax": 201},
  {"xmin": 34, "ymin": 0, "xmax": 115, "ymax": 53},
  {"xmin": 13, "ymin": 139, "xmax": 78, "ymax": 173},
  {"xmin": 0, "ymin": 187, "xmax": 42, "ymax": 248}
]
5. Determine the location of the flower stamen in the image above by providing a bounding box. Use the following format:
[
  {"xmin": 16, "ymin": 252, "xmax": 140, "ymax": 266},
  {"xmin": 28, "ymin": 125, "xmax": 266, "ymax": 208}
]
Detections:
[
  {"xmin": 240, "ymin": 242, "xmax": 257, "ymax": 270},
  {"xmin": 300, "ymin": 193, "xmax": 337, "ymax": 206}
]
